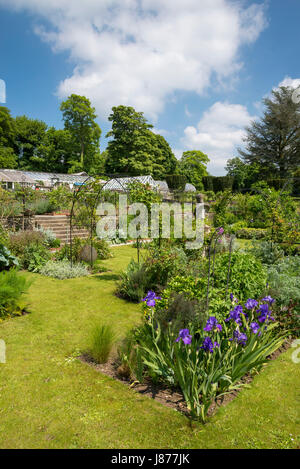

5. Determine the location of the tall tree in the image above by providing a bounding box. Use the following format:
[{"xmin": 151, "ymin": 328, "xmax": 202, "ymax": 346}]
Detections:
[
  {"xmin": 60, "ymin": 94, "xmax": 101, "ymax": 173},
  {"xmin": 178, "ymin": 150, "xmax": 209, "ymax": 190},
  {"xmin": 0, "ymin": 106, "xmax": 17, "ymax": 168},
  {"xmin": 32, "ymin": 127, "xmax": 73, "ymax": 173},
  {"xmin": 14, "ymin": 115, "xmax": 48, "ymax": 169},
  {"xmin": 226, "ymin": 157, "xmax": 261, "ymax": 190},
  {"xmin": 105, "ymin": 105, "xmax": 177, "ymax": 179},
  {"xmin": 239, "ymin": 86, "xmax": 300, "ymax": 178}
]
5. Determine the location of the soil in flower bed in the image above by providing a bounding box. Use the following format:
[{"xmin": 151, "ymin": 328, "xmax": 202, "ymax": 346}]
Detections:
[{"xmin": 79, "ymin": 339, "xmax": 292, "ymax": 420}]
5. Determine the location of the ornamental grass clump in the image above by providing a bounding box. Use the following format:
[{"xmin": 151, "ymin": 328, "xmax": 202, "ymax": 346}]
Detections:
[
  {"xmin": 89, "ymin": 323, "xmax": 116, "ymax": 364},
  {"xmin": 124, "ymin": 291, "xmax": 285, "ymax": 422}
]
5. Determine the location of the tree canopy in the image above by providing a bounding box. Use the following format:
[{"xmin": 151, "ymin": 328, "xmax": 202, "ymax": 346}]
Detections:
[
  {"xmin": 60, "ymin": 94, "xmax": 101, "ymax": 173},
  {"xmin": 239, "ymin": 86, "xmax": 300, "ymax": 178},
  {"xmin": 178, "ymin": 150, "xmax": 209, "ymax": 190},
  {"xmin": 105, "ymin": 105, "xmax": 177, "ymax": 179}
]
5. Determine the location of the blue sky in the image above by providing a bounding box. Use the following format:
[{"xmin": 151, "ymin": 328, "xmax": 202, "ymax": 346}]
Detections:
[{"xmin": 0, "ymin": 0, "xmax": 299, "ymax": 175}]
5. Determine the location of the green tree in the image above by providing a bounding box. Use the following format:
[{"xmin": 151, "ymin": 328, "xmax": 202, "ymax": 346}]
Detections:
[
  {"xmin": 239, "ymin": 86, "xmax": 300, "ymax": 178},
  {"xmin": 178, "ymin": 150, "xmax": 209, "ymax": 190},
  {"xmin": 14, "ymin": 115, "xmax": 48, "ymax": 170},
  {"xmin": 105, "ymin": 105, "xmax": 177, "ymax": 179},
  {"xmin": 31, "ymin": 127, "xmax": 73, "ymax": 173},
  {"xmin": 60, "ymin": 94, "xmax": 101, "ymax": 173},
  {"xmin": 0, "ymin": 106, "xmax": 17, "ymax": 168},
  {"xmin": 226, "ymin": 157, "xmax": 261, "ymax": 190}
]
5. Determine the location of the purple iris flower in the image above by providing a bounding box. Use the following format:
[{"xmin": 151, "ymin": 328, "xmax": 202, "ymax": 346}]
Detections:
[
  {"xmin": 204, "ymin": 316, "xmax": 222, "ymax": 332},
  {"xmin": 142, "ymin": 291, "xmax": 161, "ymax": 307},
  {"xmin": 230, "ymin": 330, "xmax": 248, "ymax": 346},
  {"xmin": 250, "ymin": 322, "xmax": 260, "ymax": 334},
  {"xmin": 245, "ymin": 299, "xmax": 258, "ymax": 310},
  {"xmin": 218, "ymin": 227, "xmax": 224, "ymax": 235},
  {"xmin": 262, "ymin": 296, "xmax": 275, "ymax": 305},
  {"xmin": 226, "ymin": 305, "xmax": 244, "ymax": 325},
  {"xmin": 257, "ymin": 303, "xmax": 274, "ymax": 323},
  {"xmin": 176, "ymin": 329, "xmax": 192, "ymax": 345},
  {"xmin": 201, "ymin": 336, "xmax": 220, "ymax": 353}
]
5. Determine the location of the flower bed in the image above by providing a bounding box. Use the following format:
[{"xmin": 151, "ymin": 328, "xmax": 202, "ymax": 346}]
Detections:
[{"xmin": 115, "ymin": 291, "xmax": 285, "ymax": 422}]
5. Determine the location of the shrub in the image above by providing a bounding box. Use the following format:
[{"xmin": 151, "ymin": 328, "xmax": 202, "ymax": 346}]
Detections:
[
  {"xmin": 40, "ymin": 259, "xmax": 89, "ymax": 279},
  {"xmin": 29, "ymin": 198, "xmax": 55, "ymax": 215},
  {"xmin": 88, "ymin": 324, "xmax": 116, "ymax": 363},
  {"xmin": 236, "ymin": 227, "xmax": 268, "ymax": 239},
  {"xmin": 0, "ymin": 269, "xmax": 31, "ymax": 321},
  {"xmin": 250, "ymin": 240, "xmax": 284, "ymax": 265},
  {"xmin": 213, "ymin": 252, "xmax": 267, "ymax": 302},
  {"xmin": 144, "ymin": 245, "xmax": 187, "ymax": 290},
  {"xmin": 37, "ymin": 228, "xmax": 60, "ymax": 248},
  {"xmin": 57, "ymin": 237, "xmax": 84, "ymax": 262},
  {"xmin": 116, "ymin": 260, "xmax": 150, "ymax": 302},
  {"xmin": 9, "ymin": 231, "xmax": 45, "ymax": 257},
  {"xmin": 91, "ymin": 238, "xmax": 112, "ymax": 260},
  {"xmin": 0, "ymin": 243, "xmax": 19, "ymax": 271},
  {"xmin": 22, "ymin": 243, "xmax": 51, "ymax": 272},
  {"xmin": 267, "ymin": 256, "xmax": 300, "ymax": 335}
]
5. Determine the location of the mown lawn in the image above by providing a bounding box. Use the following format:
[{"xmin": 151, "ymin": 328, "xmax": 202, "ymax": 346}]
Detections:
[{"xmin": 0, "ymin": 245, "xmax": 299, "ymax": 449}]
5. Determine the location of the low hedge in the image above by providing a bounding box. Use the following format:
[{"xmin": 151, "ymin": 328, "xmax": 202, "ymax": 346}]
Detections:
[{"xmin": 236, "ymin": 227, "xmax": 268, "ymax": 239}]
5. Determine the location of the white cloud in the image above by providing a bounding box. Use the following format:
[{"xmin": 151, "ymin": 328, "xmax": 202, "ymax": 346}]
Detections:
[
  {"xmin": 181, "ymin": 102, "xmax": 256, "ymax": 175},
  {"xmin": 278, "ymin": 76, "xmax": 300, "ymax": 89},
  {"xmin": 0, "ymin": 0, "xmax": 267, "ymax": 120}
]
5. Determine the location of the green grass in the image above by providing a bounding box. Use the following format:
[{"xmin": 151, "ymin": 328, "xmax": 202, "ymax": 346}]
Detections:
[{"xmin": 0, "ymin": 245, "xmax": 299, "ymax": 449}]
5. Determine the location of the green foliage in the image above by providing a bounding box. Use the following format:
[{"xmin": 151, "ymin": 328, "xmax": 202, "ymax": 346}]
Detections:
[
  {"xmin": 144, "ymin": 245, "xmax": 187, "ymax": 291},
  {"xmin": 60, "ymin": 94, "xmax": 101, "ymax": 173},
  {"xmin": 29, "ymin": 197, "xmax": 55, "ymax": 215},
  {"xmin": 203, "ymin": 176, "xmax": 234, "ymax": 193},
  {"xmin": 178, "ymin": 150, "xmax": 209, "ymax": 190},
  {"xmin": 8, "ymin": 230, "xmax": 45, "ymax": 257},
  {"xmin": 267, "ymin": 256, "xmax": 300, "ymax": 335},
  {"xmin": 0, "ymin": 188, "xmax": 20, "ymax": 221},
  {"xmin": 14, "ymin": 115, "xmax": 48, "ymax": 170},
  {"xmin": 125, "ymin": 299, "xmax": 284, "ymax": 421},
  {"xmin": 210, "ymin": 190, "xmax": 233, "ymax": 228},
  {"xmin": 236, "ymin": 227, "xmax": 268, "ymax": 239},
  {"xmin": 21, "ymin": 243, "xmax": 51, "ymax": 272},
  {"xmin": 47, "ymin": 186, "xmax": 72, "ymax": 212},
  {"xmin": 0, "ymin": 269, "xmax": 30, "ymax": 321},
  {"xmin": 0, "ymin": 106, "xmax": 17, "ymax": 168},
  {"xmin": 213, "ymin": 252, "xmax": 267, "ymax": 302},
  {"xmin": 239, "ymin": 86, "xmax": 300, "ymax": 178},
  {"xmin": 92, "ymin": 238, "xmax": 113, "ymax": 260},
  {"xmin": 165, "ymin": 174, "xmax": 187, "ymax": 191},
  {"xmin": 117, "ymin": 246, "xmax": 188, "ymax": 302},
  {"xmin": 250, "ymin": 240, "xmax": 285, "ymax": 265},
  {"xmin": 57, "ymin": 237, "xmax": 84, "ymax": 262},
  {"xmin": 105, "ymin": 105, "xmax": 177, "ymax": 179},
  {"xmin": 37, "ymin": 228, "xmax": 60, "ymax": 249},
  {"xmin": 0, "ymin": 243, "xmax": 19, "ymax": 271},
  {"xmin": 40, "ymin": 259, "xmax": 89, "ymax": 279},
  {"xmin": 88, "ymin": 323, "xmax": 116, "ymax": 363},
  {"xmin": 116, "ymin": 260, "xmax": 150, "ymax": 302},
  {"xmin": 128, "ymin": 181, "xmax": 161, "ymax": 212},
  {"xmin": 226, "ymin": 158, "xmax": 261, "ymax": 190}
]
